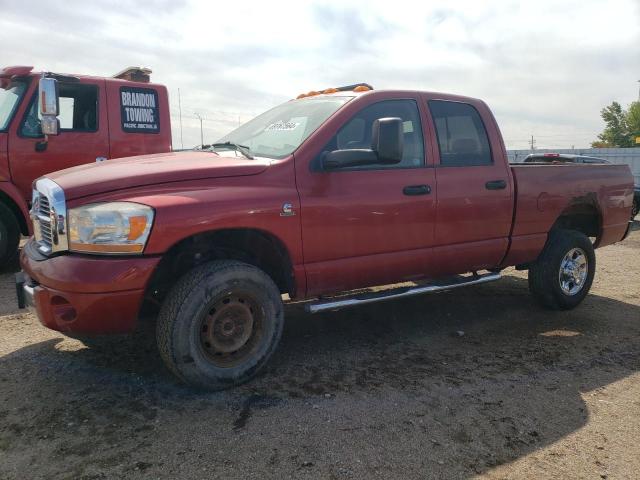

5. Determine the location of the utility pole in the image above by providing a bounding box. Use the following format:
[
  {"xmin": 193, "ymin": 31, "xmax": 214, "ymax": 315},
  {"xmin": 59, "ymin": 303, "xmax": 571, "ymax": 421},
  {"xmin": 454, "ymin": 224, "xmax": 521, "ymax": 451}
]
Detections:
[
  {"xmin": 194, "ymin": 112, "xmax": 204, "ymax": 147},
  {"xmin": 178, "ymin": 88, "xmax": 184, "ymax": 149},
  {"xmin": 637, "ymin": 79, "xmax": 640, "ymax": 101},
  {"xmin": 529, "ymin": 135, "xmax": 536, "ymax": 150}
]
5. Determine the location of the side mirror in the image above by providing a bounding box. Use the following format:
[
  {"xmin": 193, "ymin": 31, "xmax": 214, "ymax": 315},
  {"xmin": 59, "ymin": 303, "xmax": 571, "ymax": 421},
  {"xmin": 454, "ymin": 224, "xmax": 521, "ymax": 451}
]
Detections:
[
  {"xmin": 322, "ymin": 117, "xmax": 404, "ymax": 170},
  {"xmin": 39, "ymin": 77, "xmax": 59, "ymax": 136},
  {"xmin": 372, "ymin": 117, "xmax": 403, "ymax": 163},
  {"xmin": 322, "ymin": 149, "xmax": 378, "ymax": 169},
  {"xmin": 40, "ymin": 116, "xmax": 60, "ymax": 136}
]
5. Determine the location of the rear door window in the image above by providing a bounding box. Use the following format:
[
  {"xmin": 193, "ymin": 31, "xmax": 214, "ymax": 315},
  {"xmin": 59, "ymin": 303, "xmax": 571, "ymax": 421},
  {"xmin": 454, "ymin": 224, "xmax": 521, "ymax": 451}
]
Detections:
[{"xmin": 428, "ymin": 100, "xmax": 492, "ymax": 167}]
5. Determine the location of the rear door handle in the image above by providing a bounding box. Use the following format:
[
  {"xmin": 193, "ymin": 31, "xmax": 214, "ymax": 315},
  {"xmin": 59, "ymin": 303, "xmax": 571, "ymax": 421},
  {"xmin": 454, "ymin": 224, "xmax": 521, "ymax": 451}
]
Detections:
[
  {"xmin": 485, "ymin": 180, "xmax": 507, "ymax": 190},
  {"xmin": 403, "ymin": 184, "xmax": 431, "ymax": 196}
]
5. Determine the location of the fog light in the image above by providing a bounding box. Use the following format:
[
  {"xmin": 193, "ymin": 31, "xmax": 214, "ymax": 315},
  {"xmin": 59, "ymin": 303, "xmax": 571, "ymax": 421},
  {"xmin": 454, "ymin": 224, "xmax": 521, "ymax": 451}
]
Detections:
[{"xmin": 50, "ymin": 296, "xmax": 77, "ymax": 322}]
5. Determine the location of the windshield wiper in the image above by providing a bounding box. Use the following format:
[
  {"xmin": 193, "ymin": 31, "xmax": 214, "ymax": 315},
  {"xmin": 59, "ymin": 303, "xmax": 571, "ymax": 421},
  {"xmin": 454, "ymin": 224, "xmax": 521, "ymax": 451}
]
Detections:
[{"xmin": 207, "ymin": 142, "xmax": 254, "ymax": 159}]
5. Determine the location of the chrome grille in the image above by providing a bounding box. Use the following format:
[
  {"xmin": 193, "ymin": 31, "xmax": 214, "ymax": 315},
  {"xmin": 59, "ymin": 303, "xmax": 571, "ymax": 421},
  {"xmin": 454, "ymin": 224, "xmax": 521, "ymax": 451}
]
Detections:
[
  {"xmin": 35, "ymin": 192, "xmax": 53, "ymax": 250},
  {"xmin": 30, "ymin": 178, "xmax": 68, "ymax": 255}
]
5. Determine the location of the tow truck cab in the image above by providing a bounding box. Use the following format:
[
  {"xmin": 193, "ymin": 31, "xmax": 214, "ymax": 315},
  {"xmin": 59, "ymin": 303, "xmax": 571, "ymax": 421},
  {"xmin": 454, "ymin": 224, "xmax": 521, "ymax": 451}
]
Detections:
[{"xmin": 0, "ymin": 65, "xmax": 172, "ymax": 266}]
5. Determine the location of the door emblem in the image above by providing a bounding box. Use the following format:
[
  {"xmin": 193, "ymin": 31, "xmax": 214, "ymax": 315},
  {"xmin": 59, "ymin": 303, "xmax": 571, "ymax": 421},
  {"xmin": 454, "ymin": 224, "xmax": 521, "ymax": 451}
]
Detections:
[{"xmin": 280, "ymin": 202, "xmax": 295, "ymax": 217}]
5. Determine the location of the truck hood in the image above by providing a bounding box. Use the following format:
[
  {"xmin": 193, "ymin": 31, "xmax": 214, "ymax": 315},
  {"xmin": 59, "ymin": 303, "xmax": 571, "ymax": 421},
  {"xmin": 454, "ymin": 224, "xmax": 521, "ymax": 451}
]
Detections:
[{"xmin": 46, "ymin": 151, "xmax": 270, "ymax": 200}]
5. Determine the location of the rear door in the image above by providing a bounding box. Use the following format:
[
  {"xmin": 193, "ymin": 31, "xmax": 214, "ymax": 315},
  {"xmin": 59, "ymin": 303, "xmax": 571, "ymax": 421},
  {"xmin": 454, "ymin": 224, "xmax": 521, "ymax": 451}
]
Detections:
[
  {"xmin": 8, "ymin": 79, "xmax": 109, "ymax": 198},
  {"xmin": 296, "ymin": 97, "xmax": 437, "ymax": 296},
  {"xmin": 424, "ymin": 97, "xmax": 513, "ymax": 275}
]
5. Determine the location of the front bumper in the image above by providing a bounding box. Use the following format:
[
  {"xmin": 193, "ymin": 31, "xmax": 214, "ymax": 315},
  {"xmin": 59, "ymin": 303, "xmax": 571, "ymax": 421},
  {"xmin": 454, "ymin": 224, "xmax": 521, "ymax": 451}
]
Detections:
[{"xmin": 18, "ymin": 241, "xmax": 161, "ymax": 334}]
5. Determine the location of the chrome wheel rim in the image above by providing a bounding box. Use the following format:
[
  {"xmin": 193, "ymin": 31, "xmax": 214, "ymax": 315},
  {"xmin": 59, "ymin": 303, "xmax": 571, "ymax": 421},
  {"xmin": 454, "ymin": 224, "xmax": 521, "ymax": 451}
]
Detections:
[{"xmin": 558, "ymin": 247, "xmax": 588, "ymax": 295}]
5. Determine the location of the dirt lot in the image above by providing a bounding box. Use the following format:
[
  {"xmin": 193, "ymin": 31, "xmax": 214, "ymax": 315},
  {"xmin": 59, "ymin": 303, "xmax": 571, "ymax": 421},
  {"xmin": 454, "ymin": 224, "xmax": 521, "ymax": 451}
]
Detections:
[{"xmin": 1, "ymin": 226, "xmax": 639, "ymax": 480}]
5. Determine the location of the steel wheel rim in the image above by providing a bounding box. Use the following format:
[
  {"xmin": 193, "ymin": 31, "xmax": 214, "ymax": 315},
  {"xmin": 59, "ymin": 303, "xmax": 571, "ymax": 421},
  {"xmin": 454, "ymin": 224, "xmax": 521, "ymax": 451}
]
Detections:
[
  {"xmin": 558, "ymin": 247, "xmax": 588, "ymax": 295},
  {"xmin": 198, "ymin": 291, "xmax": 264, "ymax": 368}
]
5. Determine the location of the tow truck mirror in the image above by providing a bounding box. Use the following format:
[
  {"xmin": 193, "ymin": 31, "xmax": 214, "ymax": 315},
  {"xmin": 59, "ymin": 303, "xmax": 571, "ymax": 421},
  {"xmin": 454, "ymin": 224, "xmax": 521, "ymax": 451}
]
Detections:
[
  {"xmin": 39, "ymin": 77, "xmax": 60, "ymax": 136},
  {"xmin": 322, "ymin": 117, "xmax": 404, "ymax": 170}
]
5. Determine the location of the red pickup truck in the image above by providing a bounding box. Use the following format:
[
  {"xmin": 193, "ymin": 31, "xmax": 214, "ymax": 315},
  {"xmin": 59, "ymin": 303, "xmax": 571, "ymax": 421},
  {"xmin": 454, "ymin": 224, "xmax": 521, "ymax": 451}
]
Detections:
[
  {"xmin": 17, "ymin": 84, "xmax": 634, "ymax": 390},
  {"xmin": 0, "ymin": 66, "xmax": 171, "ymax": 267}
]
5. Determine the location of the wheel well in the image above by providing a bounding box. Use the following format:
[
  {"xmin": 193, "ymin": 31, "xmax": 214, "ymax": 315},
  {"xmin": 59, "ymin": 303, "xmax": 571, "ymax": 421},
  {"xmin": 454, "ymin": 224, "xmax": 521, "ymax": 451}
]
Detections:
[
  {"xmin": 141, "ymin": 229, "xmax": 295, "ymax": 316},
  {"xmin": 0, "ymin": 191, "xmax": 28, "ymax": 235},
  {"xmin": 551, "ymin": 203, "xmax": 601, "ymax": 241}
]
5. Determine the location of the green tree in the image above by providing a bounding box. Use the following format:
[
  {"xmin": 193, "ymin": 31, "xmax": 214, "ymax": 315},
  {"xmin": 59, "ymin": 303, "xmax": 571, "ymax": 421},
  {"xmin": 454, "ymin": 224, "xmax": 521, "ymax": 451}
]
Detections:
[
  {"xmin": 627, "ymin": 101, "xmax": 640, "ymax": 143},
  {"xmin": 592, "ymin": 100, "xmax": 640, "ymax": 148}
]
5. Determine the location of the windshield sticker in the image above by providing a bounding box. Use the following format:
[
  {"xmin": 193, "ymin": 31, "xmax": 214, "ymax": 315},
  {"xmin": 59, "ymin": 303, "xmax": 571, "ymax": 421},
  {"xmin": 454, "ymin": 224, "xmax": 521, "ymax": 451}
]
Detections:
[
  {"xmin": 120, "ymin": 86, "xmax": 160, "ymax": 133},
  {"xmin": 264, "ymin": 120, "xmax": 299, "ymax": 132}
]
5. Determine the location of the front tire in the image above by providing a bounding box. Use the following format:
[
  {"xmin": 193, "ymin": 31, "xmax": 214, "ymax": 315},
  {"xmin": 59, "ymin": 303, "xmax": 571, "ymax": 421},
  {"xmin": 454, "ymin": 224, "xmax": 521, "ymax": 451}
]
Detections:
[
  {"xmin": 156, "ymin": 260, "xmax": 284, "ymax": 390},
  {"xmin": 0, "ymin": 203, "xmax": 21, "ymax": 270},
  {"xmin": 528, "ymin": 229, "xmax": 595, "ymax": 310}
]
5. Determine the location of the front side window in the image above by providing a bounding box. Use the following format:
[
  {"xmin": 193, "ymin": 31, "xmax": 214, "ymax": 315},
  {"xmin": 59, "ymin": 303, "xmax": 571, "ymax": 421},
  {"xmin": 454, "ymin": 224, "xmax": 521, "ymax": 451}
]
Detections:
[
  {"xmin": 217, "ymin": 96, "xmax": 351, "ymax": 159},
  {"xmin": 21, "ymin": 83, "xmax": 98, "ymax": 137},
  {"xmin": 429, "ymin": 100, "xmax": 492, "ymax": 167},
  {"xmin": 0, "ymin": 79, "xmax": 28, "ymax": 131},
  {"xmin": 322, "ymin": 99, "xmax": 425, "ymax": 170}
]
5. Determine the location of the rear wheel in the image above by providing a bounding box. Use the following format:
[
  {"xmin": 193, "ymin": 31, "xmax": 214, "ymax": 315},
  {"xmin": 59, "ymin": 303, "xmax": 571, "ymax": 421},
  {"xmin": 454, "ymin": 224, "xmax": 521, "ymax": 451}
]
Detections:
[
  {"xmin": 0, "ymin": 203, "xmax": 21, "ymax": 270},
  {"xmin": 528, "ymin": 229, "xmax": 595, "ymax": 310},
  {"xmin": 632, "ymin": 197, "xmax": 638, "ymax": 219},
  {"xmin": 156, "ymin": 260, "xmax": 284, "ymax": 390}
]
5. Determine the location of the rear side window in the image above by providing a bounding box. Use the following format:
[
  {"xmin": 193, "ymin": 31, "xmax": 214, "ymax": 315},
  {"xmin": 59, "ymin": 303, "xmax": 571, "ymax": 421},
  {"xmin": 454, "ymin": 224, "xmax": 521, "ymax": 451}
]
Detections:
[
  {"xmin": 428, "ymin": 100, "xmax": 492, "ymax": 167},
  {"xmin": 21, "ymin": 83, "xmax": 98, "ymax": 137}
]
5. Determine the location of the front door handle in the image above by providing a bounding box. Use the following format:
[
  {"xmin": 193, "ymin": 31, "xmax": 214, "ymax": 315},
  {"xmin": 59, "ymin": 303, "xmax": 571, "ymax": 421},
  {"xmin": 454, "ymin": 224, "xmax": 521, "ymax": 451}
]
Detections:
[
  {"xmin": 485, "ymin": 180, "xmax": 507, "ymax": 190},
  {"xmin": 403, "ymin": 184, "xmax": 431, "ymax": 196}
]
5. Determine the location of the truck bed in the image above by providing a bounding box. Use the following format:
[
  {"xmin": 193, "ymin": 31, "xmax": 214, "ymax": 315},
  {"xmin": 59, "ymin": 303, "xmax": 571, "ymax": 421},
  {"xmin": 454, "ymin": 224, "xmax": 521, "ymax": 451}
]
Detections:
[{"xmin": 502, "ymin": 163, "xmax": 633, "ymax": 267}]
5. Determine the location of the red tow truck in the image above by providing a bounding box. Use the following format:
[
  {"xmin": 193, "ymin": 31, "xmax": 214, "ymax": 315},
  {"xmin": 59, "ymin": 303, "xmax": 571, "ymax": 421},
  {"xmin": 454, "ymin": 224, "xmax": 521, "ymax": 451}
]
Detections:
[
  {"xmin": 0, "ymin": 66, "xmax": 171, "ymax": 266},
  {"xmin": 17, "ymin": 84, "xmax": 634, "ymax": 390}
]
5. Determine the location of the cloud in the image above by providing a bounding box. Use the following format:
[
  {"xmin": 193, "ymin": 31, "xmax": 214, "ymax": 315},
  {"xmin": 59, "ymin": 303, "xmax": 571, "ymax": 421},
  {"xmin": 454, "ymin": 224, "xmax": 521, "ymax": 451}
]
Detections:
[{"xmin": 1, "ymin": 0, "xmax": 639, "ymax": 149}]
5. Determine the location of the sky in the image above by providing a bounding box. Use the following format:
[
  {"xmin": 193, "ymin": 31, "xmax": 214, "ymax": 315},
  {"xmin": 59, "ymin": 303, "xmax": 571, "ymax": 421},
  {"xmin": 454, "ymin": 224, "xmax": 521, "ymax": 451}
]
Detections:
[{"xmin": 1, "ymin": 0, "xmax": 639, "ymax": 150}]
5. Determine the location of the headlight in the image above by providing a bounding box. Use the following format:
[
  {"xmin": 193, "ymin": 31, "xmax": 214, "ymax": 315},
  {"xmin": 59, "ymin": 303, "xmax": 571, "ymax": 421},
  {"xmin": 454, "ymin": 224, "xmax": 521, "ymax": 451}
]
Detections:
[{"xmin": 68, "ymin": 202, "xmax": 154, "ymax": 254}]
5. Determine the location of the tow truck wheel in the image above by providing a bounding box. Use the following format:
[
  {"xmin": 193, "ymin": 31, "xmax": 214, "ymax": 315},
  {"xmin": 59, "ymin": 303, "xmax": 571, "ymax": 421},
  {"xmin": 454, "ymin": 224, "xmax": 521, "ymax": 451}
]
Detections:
[
  {"xmin": 0, "ymin": 203, "xmax": 20, "ymax": 270},
  {"xmin": 156, "ymin": 260, "xmax": 284, "ymax": 390},
  {"xmin": 528, "ymin": 229, "xmax": 595, "ymax": 310}
]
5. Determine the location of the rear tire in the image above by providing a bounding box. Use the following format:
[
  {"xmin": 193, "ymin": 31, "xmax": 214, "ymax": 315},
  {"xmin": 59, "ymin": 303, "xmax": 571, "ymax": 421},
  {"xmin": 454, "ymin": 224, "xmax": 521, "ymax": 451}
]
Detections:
[
  {"xmin": 528, "ymin": 229, "xmax": 595, "ymax": 310},
  {"xmin": 0, "ymin": 203, "xmax": 21, "ymax": 270},
  {"xmin": 156, "ymin": 260, "xmax": 284, "ymax": 390},
  {"xmin": 632, "ymin": 198, "xmax": 638, "ymax": 219}
]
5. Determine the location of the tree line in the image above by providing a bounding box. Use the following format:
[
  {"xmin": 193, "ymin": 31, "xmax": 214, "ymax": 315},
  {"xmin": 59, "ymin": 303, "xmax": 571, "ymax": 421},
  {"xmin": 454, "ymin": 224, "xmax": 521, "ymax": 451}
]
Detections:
[{"xmin": 592, "ymin": 100, "xmax": 640, "ymax": 148}]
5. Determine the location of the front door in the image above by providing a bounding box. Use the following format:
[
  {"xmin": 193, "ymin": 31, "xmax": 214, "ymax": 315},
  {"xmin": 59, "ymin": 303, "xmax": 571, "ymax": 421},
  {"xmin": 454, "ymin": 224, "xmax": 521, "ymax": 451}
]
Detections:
[
  {"xmin": 296, "ymin": 97, "xmax": 437, "ymax": 296},
  {"xmin": 8, "ymin": 79, "xmax": 109, "ymax": 199}
]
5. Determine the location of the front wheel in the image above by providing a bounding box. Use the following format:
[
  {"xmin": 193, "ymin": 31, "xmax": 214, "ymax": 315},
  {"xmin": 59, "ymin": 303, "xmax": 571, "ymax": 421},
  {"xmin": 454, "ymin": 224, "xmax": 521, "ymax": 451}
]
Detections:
[
  {"xmin": 528, "ymin": 229, "xmax": 595, "ymax": 310},
  {"xmin": 156, "ymin": 260, "xmax": 284, "ymax": 390}
]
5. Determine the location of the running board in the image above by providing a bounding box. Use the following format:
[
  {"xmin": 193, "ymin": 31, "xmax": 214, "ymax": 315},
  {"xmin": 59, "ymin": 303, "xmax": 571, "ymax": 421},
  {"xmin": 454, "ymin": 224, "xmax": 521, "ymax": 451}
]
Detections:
[{"xmin": 305, "ymin": 272, "xmax": 502, "ymax": 314}]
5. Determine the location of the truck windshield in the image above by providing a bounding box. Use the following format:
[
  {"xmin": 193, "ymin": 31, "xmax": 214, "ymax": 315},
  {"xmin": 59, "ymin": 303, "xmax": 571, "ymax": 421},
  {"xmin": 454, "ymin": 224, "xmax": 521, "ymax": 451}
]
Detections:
[
  {"xmin": 216, "ymin": 96, "xmax": 351, "ymax": 159},
  {"xmin": 0, "ymin": 80, "xmax": 28, "ymax": 131}
]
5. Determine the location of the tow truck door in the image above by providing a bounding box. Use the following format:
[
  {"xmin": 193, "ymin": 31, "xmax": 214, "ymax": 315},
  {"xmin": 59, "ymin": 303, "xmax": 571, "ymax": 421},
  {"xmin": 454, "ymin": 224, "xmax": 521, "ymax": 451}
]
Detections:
[{"xmin": 7, "ymin": 79, "xmax": 109, "ymax": 199}]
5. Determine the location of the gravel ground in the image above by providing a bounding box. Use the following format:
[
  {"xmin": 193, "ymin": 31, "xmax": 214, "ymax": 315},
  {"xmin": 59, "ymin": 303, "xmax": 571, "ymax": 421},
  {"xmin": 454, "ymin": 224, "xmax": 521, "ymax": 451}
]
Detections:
[{"xmin": 1, "ymin": 225, "xmax": 639, "ymax": 480}]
